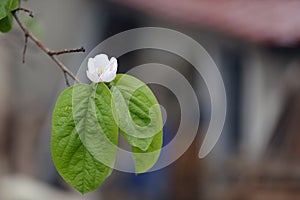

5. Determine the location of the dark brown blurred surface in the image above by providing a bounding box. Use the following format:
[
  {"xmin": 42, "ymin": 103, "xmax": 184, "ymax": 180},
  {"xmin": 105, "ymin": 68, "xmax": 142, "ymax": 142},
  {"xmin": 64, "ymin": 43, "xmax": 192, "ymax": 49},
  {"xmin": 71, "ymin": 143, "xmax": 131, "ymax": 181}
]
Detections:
[{"xmin": 171, "ymin": 134, "xmax": 203, "ymax": 200}]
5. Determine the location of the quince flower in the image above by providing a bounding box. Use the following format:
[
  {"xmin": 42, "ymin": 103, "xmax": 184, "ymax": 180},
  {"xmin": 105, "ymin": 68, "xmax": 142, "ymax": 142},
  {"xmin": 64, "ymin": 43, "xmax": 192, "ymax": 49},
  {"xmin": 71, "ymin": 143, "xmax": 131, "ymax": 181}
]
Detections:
[{"xmin": 86, "ymin": 54, "xmax": 118, "ymax": 83}]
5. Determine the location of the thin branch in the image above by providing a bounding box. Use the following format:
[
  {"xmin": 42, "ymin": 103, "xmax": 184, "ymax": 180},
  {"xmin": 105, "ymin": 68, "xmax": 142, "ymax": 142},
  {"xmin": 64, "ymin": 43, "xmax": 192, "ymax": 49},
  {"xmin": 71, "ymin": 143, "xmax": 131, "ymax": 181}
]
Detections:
[
  {"xmin": 49, "ymin": 47, "xmax": 85, "ymax": 56},
  {"xmin": 63, "ymin": 72, "xmax": 70, "ymax": 87},
  {"xmin": 15, "ymin": 8, "xmax": 34, "ymax": 17},
  {"xmin": 22, "ymin": 34, "xmax": 28, "ymax": 63},
  {"xmin": 12, "ymin": 10, "xmax": 83, "ymax": 85}
]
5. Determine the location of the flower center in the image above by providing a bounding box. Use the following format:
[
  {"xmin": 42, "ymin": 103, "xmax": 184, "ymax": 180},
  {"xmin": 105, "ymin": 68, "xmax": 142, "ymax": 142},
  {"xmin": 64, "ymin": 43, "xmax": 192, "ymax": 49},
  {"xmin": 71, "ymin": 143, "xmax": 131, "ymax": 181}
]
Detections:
[{"xmin": 98, "ymin": 67, "xmax": 105, "ymax": 76}]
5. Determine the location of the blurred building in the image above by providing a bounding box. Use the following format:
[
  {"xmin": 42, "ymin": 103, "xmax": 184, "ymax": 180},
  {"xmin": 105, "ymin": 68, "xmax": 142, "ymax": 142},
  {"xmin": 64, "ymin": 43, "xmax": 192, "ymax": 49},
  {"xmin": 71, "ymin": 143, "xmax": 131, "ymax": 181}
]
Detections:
[{"xmin": 1, "ymin": 0, "xmax": 300, "ymax": 200}]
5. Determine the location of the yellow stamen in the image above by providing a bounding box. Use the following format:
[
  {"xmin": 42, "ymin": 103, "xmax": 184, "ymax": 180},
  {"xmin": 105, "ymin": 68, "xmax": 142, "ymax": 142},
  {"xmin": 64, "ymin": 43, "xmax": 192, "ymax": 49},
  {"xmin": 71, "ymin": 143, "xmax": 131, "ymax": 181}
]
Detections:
[{"xmin": 98, "ymin": 67, "xmax": 104, "ymax": 75}]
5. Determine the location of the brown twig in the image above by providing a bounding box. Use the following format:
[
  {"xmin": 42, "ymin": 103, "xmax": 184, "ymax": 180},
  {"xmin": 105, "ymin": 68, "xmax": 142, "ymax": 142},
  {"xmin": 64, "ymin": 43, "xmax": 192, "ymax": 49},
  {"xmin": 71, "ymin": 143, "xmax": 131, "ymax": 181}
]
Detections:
[
  {"xmin": 12, "ymin": 9, "xmax": 83, "ymax": 85},
  {"xmin": 49, "ymin": 47, "xmax": 85, "ymax": 56},
  {"xmin": 16, "ymin": 8, "xmax": 34, "ymax": 17},
  {"xmin": 22, "ymin": 34, "xmax": 28, "ymax": 63},
  {"xmin": 63, "ymin": 72, "xmax": 70, "ymax": 87}
]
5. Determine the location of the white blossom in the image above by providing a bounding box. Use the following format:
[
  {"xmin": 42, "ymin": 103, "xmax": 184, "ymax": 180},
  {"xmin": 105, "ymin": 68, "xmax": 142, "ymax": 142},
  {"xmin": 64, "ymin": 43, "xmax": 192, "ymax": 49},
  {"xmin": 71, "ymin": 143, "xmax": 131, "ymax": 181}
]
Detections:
[{"xmin": 86, "ymin": 54, "xmax": 118, "ymax": 83}]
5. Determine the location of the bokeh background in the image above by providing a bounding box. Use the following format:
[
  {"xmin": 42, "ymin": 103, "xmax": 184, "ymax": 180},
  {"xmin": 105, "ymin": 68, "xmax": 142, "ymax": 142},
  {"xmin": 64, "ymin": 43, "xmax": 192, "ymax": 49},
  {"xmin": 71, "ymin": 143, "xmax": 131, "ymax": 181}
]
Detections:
[{"xmin": 1, "ymin": 0, "xmax": 300, "ymax": 199}]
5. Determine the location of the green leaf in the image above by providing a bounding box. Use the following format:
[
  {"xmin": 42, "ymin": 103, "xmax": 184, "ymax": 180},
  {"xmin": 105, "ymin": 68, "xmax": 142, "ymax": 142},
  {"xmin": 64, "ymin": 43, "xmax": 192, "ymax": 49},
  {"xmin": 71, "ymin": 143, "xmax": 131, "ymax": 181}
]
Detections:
[
  {"xmin": 0, "ymin": 0, "xmax": 19, "ymax": 20},
  {"xmin": 0, "ymin": 13, "xmax": 12, "ymax": 32},
  {"xmin": 111, "ymin": 74, "xmax": 163, "ymax": 150},
  {"xmin": 52, "ymin": 83, "xmax": 118, "ymax": 194},
  {"xmin": 132, "ymin": 131, "xmax": 163, "ymax": 174},
  {"xmin": 111, "ymin": 74, "xmax": 163, "ymax": 172},
  {"xmin": 0, "ymin": 0, "xmax": 19, "ymax": 32}
]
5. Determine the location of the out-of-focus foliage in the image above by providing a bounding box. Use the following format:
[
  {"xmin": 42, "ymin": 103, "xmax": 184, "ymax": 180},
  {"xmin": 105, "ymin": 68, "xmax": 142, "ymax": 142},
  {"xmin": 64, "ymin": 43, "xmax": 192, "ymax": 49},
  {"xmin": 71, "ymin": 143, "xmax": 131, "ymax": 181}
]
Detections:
[{"xmin": 24, "ymin": 17, "xmax": 44, "ymax": 38}]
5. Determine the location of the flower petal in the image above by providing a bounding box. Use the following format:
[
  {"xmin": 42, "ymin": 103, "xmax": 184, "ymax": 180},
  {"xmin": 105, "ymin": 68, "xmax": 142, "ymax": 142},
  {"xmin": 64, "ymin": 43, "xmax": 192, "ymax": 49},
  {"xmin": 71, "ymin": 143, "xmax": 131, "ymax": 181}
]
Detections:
[
  {"xmin": 106, "ymin": 57, "xmax": 118, "ymax": 72},
  {"xmin": 87, "ymin": 58, "xmax": 97, "ymax": 73},
  {"xmin": 100, "ymin": 70, "xmax": 116, "ymax": 82},
  {"xmin": 94, "ymin": 54, "xmax": 110, "ymax": 70},
  {"xmin": 86, "ymin": 70, "xmax": 101, "ymax": 83}
]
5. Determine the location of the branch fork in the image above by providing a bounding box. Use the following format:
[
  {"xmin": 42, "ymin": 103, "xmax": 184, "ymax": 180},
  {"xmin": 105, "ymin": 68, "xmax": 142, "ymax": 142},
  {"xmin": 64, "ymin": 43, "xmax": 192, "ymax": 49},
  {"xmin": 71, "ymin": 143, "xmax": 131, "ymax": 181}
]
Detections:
[{"xmin": 12, "ymin": 8, "xmax": 84, "ymax": 86}]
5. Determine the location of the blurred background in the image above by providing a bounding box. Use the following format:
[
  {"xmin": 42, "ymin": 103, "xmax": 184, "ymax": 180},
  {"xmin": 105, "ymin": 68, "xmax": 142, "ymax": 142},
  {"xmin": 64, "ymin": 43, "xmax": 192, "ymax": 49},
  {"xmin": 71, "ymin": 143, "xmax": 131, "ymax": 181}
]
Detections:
[{"xmin": 1, "ymin": 0, "xmax": 300, "ymax": 199}]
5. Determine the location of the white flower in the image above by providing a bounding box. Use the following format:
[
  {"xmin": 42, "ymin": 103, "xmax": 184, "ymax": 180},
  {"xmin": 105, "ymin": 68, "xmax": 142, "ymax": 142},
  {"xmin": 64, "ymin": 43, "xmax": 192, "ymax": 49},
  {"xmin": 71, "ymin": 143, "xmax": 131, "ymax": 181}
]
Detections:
[{"xmin": 86, "ymin": 54, "xmax": 118, "ymax": 83}]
